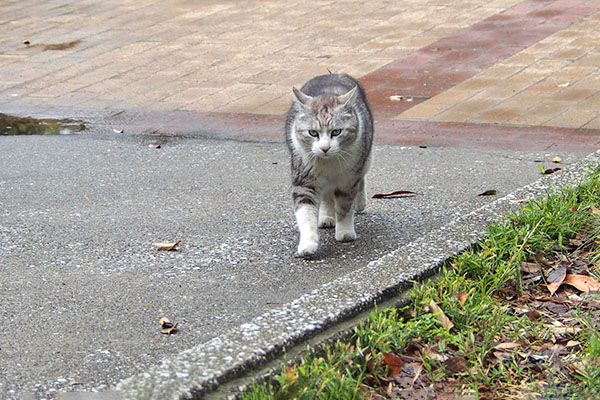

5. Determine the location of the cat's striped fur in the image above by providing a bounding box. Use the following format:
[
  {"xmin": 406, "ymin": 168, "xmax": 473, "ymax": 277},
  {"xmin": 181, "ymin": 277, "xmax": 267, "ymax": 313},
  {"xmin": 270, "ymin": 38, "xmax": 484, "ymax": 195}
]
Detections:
[{"xmin": 285, "ymin": 73, "xmax": 374, "ymax": 257}]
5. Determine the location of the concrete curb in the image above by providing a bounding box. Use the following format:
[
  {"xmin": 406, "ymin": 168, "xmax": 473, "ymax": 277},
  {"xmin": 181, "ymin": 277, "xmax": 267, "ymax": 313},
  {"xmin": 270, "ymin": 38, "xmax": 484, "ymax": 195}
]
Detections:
[{"xmin": 113, "ymin": 149, "xmax": 600, "ymax": 399}]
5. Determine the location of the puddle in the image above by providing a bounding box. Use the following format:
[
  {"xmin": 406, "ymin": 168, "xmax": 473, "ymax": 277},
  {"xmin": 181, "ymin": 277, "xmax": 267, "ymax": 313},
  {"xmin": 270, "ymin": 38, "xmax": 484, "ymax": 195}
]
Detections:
[{"xmin": 0, "ymin": 114, "xmax": 86, "ymax": 136}]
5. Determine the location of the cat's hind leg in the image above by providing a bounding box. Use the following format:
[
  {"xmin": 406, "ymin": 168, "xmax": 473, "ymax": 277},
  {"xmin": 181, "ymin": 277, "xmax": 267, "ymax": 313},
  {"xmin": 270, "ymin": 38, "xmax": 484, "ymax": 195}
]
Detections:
[
  {"xmin": 334, "ymin": 189, "xmax": 357, "ymax": 242},
  {"xmin": 318, "ymin": 190, "xmax": 335, "ymax": 228},
  {"xmin": 354, "ymin": 177, "xmax": 367, "ymax": 213}
]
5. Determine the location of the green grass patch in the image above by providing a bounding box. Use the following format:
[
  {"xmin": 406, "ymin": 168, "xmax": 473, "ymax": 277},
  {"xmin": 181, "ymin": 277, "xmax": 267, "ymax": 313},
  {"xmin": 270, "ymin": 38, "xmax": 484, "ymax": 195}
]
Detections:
[{"xmin": 243, "ymin": 167, "xmax": 600, "ymax": 400}]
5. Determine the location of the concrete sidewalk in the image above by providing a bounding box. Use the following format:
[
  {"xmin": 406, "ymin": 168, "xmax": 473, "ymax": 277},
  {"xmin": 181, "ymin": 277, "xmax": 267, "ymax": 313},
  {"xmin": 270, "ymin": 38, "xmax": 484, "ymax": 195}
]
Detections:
[{"xmin": 2, "ymin": 0, "xmax": 600, "ymax": 399}]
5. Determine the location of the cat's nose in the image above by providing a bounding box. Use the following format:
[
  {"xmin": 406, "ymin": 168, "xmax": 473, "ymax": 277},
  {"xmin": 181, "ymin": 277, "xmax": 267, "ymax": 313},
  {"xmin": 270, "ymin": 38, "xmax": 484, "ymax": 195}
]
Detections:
[{"xmin": 320, "ymin": 145, "xmax": 330, "ymax": 153}]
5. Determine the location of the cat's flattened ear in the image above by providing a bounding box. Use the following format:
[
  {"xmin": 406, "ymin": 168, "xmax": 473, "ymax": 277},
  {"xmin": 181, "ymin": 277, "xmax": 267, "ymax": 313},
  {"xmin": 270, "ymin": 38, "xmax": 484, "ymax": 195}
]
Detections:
[
  {"xmin": 338, "ymin": 85, "xmax": 358, "ymax": 107},
  {"xmin": 292, "ymin": 87, "xmax": 312, "ymax": 106}
]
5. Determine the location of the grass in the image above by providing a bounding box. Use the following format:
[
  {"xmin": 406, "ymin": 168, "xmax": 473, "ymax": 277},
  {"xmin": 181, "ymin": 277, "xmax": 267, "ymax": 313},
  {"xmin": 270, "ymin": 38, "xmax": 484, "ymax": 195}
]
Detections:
[{"xmin": 242, "ymin": 166, "xmax": 600, "ymax": 400}]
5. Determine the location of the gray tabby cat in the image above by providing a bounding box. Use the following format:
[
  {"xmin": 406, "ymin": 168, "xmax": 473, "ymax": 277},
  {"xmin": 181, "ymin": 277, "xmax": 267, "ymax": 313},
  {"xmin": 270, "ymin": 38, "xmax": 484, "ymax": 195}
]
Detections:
[{"xmin": 285, "ymin": 73, "xmax": 374, "ymax": 257}]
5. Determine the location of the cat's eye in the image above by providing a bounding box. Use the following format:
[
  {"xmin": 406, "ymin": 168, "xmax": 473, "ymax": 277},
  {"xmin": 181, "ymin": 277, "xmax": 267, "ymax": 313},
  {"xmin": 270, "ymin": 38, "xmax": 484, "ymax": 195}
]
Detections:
[
  {"xmin": 330, "ymin": 129, "xmax": 342, "ymax": 137},
  {"xmin": 308, "ymin": 130, "xmax": 319, "ymax": 137}
]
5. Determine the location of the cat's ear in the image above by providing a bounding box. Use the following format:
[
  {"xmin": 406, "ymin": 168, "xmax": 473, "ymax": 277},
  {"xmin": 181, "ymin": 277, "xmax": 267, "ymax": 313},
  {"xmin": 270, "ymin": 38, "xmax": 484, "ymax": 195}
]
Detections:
[
  {"xmin": 292, "ymin": 87, "xmax": 312, "ymax": 106},
  {"xmin": 338, "ymin": 85, "xmax": 358, "ymax": 107}
]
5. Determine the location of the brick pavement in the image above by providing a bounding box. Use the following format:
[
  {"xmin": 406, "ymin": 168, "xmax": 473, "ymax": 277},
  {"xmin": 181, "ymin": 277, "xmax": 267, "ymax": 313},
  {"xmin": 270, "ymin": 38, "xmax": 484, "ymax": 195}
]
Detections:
[{"xmin": 1, "ymin": 0, "xmax": 600, "ymax": 150}]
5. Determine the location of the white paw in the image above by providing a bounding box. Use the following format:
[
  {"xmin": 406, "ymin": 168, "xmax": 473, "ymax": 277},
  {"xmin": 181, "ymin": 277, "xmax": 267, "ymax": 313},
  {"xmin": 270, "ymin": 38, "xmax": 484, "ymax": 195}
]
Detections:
[
  {"xmin": 318, "ymin": 216, "xmax": 335, "ymax": 228},
  {"xmin": 298, "ymin": 239, "xmax": 319, "ymax": 257},
  {"xmin": 335, "ymin": 228, "xmax": 356, "ymax": 242}
]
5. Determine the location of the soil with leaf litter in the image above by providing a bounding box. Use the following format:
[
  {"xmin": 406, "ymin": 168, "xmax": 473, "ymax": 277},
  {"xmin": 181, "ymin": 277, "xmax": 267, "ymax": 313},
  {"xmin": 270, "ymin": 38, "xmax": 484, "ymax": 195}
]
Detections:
[{"xmin": 358, "ymin": 213, "xmax": 600, "ymax": 399}]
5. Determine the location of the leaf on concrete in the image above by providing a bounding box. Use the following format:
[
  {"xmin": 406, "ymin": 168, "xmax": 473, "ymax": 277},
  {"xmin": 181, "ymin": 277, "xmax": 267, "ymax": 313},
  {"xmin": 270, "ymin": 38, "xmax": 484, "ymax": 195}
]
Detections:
[
  {"xmin": 478, "ymin": 189, "xmax": 497, "ymax": 196},
  {"xmin": 543, "ymin": 167, "xmax": 562, "ymax": 175},
  {"xmin": 428, "ymin": 300, "xmax": 454, "ymax": 331},
  {"xmin": 159, "ymin": 317, "xmax": 178, "ymax": 334},
  {"xmin": 552, "ymin": 156, "xmax": 562, "ymax": 163},
  {"xmin": 563, "ymin": 274, "xmax": 600, "ymax": 293},
  {"xmin": 372, "ymin": 190, "xmax": 417, "ymax": 199},
  {"xmin": 155, "ymin": 241, "xmax": 180, "ymax": 251}
]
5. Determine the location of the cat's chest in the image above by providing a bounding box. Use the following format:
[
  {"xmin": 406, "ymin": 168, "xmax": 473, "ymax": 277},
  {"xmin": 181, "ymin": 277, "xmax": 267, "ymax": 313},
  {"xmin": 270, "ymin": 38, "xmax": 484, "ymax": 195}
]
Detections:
[{"xmin": 312, "ymin": 158, "xmax": 355, "ymax": 186}]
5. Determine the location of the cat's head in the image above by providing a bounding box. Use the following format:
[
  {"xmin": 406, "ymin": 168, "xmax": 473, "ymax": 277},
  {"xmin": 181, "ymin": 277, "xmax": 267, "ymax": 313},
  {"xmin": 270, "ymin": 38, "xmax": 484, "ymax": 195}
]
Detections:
[{"xmin": 291, "ymin": 86, "xmax": 359, "ymax": 159}]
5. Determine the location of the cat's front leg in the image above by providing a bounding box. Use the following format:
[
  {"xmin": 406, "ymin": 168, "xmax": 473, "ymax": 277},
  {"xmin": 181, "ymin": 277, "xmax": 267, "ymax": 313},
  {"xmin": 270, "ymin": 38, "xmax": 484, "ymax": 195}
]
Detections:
[
  {"xmin": 295, "ymin": 204, "xmax": 319, "ymax": 256},
  {"xmin": 293, "ymin": 185, "xmax": 320, "ymax": 256},
  {"xmin": 334, "ymin": 189, "xmax": 357, "ymax": 242}
]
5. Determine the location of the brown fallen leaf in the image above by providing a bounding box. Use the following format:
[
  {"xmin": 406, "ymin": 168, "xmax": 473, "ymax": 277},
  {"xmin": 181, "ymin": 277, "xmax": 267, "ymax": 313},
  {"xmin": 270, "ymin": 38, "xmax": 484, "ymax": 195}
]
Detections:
[
  {"xmin": 494, "ymin": 342, "xmax": 522, "ymax": 350},
  {"xmin": 543, "ymin": 167, "xmax": 562, "ymax": 175},
  {"xmin": 159, "ymin": 317, "xmax": 178, "ymax": 334},
  {"xmin": 521, "ymin": 261, "xmax": 540, "ymax": 274},
  {"xmin": 563, "ymin": 274, "xmax": 600, "ymax": 293},
  {"xmin": 527, "ymin": 309, "xmax": 541, "ymax": 323},
  {"xmin": 445, "ymin": 355, "xmax": 468, "ymax": 373},
  {"xmin": 382, "ymin": 351, "xmax": 404, "ymax": 376},
  {"xmin": 545, "ymin": 324, "xmax": 581, "ymax": 335},
  {"xmin": 155, "ymin": 241, "xmax": 180, "ymax": 251},
  {"xmin": 552, "ymin": 156, "xmax": 562, "ymax": 163},
  {"xmin": 458, "ymin": 291, "xmax": 468, "ymax": 307},
  {"xmin": 428, "ymin": 300, "xmax": 454, "ymax": 331},
  {"xmin": 372, "ymin": 190, "xmax": 417, "ymax": 199},
  {"xmin": 478, "ymin": 189, "xmax": 497, "ymax": 196},
  {"xmin": 546, "ymin": 265, "xmax": 567, "ymax": 296}
]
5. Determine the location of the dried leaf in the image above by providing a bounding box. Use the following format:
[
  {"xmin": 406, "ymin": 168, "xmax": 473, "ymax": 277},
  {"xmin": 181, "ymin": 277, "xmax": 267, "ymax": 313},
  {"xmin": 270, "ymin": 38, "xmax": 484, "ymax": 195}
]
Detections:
[
  {"xmin": 428, "ymin": 300, "xmax": 454, "ymax": 331},
  {"xmin": 552, "ymin": 156, "xmax": 562, "ymax": 163},
  {"xmin": 372, "ymin": 190, "xmax": 417, "ymax": 199},
  {"xmin": 445, "ymin": 355, "xmax": 468, "ymax": 373},
  {"xmin": 478, "ymin": 189, "xmax": 497, "ymax": 196},
  {"xmin": 494, "ymin": 342, "xmax": 522, "ymax": 350},
  {"xmin": 382, "ymin": 352, "xmax": 404, "ymax": 376},
  {"xmin": 546, "ymin": 265, "xmax": 567, "ymax": 295},
  {"xmin": 563, "ymin": 274, "xmax": 600, "ymax": 293},
  {"xmin": 527, "ymin": 309, "xmax": 541, "ymax": 322},
  {"xmin": 159, "ymin": 317, "xmax": 178, "ymax": 334},
  {"xmin": 521, "ymin": 261, "xmax": 540, "ymax": 274},
  {"xmin": 510, "ymin": 198, "xmax": 530, "ymax": 204},
  {"xmin": 545, "ymin": 324, "xmax": 581, "ymax": 335},
  {"xmin": 155, "ymin": 241, "xmax": 180, "ymax": 251},
  {"xmin": 458, "ymin": 291, "xmax": 468, "ymax": 307},
  {"xmin": 543, "ymin": 167, "xmax": 562, "ymax": 175}
]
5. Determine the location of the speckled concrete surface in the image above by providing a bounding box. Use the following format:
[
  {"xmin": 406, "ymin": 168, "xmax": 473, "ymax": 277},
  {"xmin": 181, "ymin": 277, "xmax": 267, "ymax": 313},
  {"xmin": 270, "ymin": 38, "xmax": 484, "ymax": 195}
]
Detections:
[
  {"xmin": 0, "ymin": 130, "xmax": 587, "ymax": 399},
  {"xmin": 111, "ymin": 150, "xmax": 600, "ymax": 399}
]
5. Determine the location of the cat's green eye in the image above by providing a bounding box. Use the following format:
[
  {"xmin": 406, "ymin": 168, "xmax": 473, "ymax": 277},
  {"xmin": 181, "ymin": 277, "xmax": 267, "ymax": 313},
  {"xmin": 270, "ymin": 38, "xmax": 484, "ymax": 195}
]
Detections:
[
  {"xmin": 308, "ymin": 130, "xmax": 319, "ymax": 137},
  {"xmin": 330, "ymin": 129, "xmax": 342, "ymax": 137}
]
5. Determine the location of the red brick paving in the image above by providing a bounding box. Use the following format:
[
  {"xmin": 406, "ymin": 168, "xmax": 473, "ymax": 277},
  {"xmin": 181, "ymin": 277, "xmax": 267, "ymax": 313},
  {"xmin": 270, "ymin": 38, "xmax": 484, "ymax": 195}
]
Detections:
[{"xmin": 360, "ymin": 0, "xmax": 600, "ymax": 120}]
